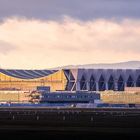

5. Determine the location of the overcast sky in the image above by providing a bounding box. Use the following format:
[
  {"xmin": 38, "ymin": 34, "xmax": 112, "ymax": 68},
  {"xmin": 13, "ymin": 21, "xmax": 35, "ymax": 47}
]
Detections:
[{"xmin": 0, "ymin": 0, "xmax": 140, "ymax": 69}]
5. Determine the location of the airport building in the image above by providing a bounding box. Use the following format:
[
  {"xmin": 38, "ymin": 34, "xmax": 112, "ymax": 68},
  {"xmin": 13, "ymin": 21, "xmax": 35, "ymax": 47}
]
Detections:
[
  {"xmin": 64, "ymin": 69, "xmax": 140, "ymax": 91},
  {"xmin": 0, "ymin": 69, "xmax": 67, "ymax": 91},
  {"xmin": 0, "ymin": 69, "xmax": 140, "ymax": 92}
]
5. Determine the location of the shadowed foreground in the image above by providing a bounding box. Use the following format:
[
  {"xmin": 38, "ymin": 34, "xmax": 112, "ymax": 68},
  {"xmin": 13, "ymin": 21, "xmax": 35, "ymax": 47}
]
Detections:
[{"xmin": 0, "ymin": 107, "xmax": 140, "ymax": 139}]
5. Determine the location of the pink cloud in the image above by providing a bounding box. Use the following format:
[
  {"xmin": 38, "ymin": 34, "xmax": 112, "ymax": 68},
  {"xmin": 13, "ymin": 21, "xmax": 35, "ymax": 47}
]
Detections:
[{"xmin": 0, "ymin": 17, "xmax": 140, "ymax": 68}]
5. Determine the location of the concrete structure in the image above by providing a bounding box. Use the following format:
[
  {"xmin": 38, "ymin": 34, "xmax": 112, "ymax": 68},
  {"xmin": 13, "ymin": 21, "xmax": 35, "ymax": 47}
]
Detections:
[
  {"xmin": 0, "ymin": 68, "xmax": 140, "ymax": 92},
  {"xmin": 64, "ymin": 69, "xmax": 140, "ymax": 91},
  {"xmin": 0, "ymin": 90, "xmax": 31, "ymax": 103},
  {"xmin": 0, "ymin": 69, "xmax": 67, "ymax": 91}
]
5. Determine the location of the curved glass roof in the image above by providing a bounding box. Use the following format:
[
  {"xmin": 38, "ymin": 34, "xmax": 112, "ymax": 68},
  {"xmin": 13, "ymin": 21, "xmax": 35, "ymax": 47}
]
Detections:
[{"xmin": 0, "ymin": 69, "xmax": 58, "ymax": 79}]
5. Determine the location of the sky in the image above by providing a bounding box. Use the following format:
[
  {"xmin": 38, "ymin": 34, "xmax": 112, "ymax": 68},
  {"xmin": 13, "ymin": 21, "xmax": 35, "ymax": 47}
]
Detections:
[{"xmin": 0, "ymin": 0, "xmax": 140, "ymax": 69}]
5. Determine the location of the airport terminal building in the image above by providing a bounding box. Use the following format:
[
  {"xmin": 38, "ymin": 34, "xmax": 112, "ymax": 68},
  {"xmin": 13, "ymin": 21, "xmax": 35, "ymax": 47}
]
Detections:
[
  {"xmin": 0, "ymin": 69, "xmax": 140, "ymax": 91},
  {"xmin": 64, "ymin": 69, "xmax": 140, "ymax": 91},
  {"xmin": 0, "ymin": 69, "xmax": 67, "ymax": 91}
]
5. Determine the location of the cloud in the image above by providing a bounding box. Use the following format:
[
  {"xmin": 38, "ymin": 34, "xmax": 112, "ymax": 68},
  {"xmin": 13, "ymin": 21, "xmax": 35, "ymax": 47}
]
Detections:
[
  {"xmin": 0, "ymin": 0, "xmax": 140, "ymax": 20},
  {"xmin": 0, "ymin": 40, "xmax": 16, "ymax": 54},
  {"xmin": 0, "ymin": 16, "xmax": 140, "ymax": 69}
]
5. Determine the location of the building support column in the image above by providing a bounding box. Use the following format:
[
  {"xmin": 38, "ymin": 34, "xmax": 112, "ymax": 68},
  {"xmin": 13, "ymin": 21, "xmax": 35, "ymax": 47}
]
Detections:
[
  {"xmin": 76, "ymin": 81, "xmax": 80, "ymax": 91},
  {"xmin": 105, "ymin": 82, "xmax": 108, "ymax": 90},
  {"xmin": 134, "ymin": 82, "xmax": 136, "ymax": 87},
  {"xmin": 96, "ymin": 82, "xmax": 99, "ymax": 91},
  {"xmin": 114, "ymin": 80, "xmax": 118, "ymax": 91},
  {"xmin": 124, "ymin": 82, "xmax": 127, "ymax": 87},
  {"xmin": 86, "ymin": 81, "xmax": 90, "ymax": 91}
]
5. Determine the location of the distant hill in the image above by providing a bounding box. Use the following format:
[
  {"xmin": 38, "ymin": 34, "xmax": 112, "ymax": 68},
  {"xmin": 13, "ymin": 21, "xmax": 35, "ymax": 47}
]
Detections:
[{"xmin": 52, "ymin": 61, "xmax": 140, "ymax": 70}]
